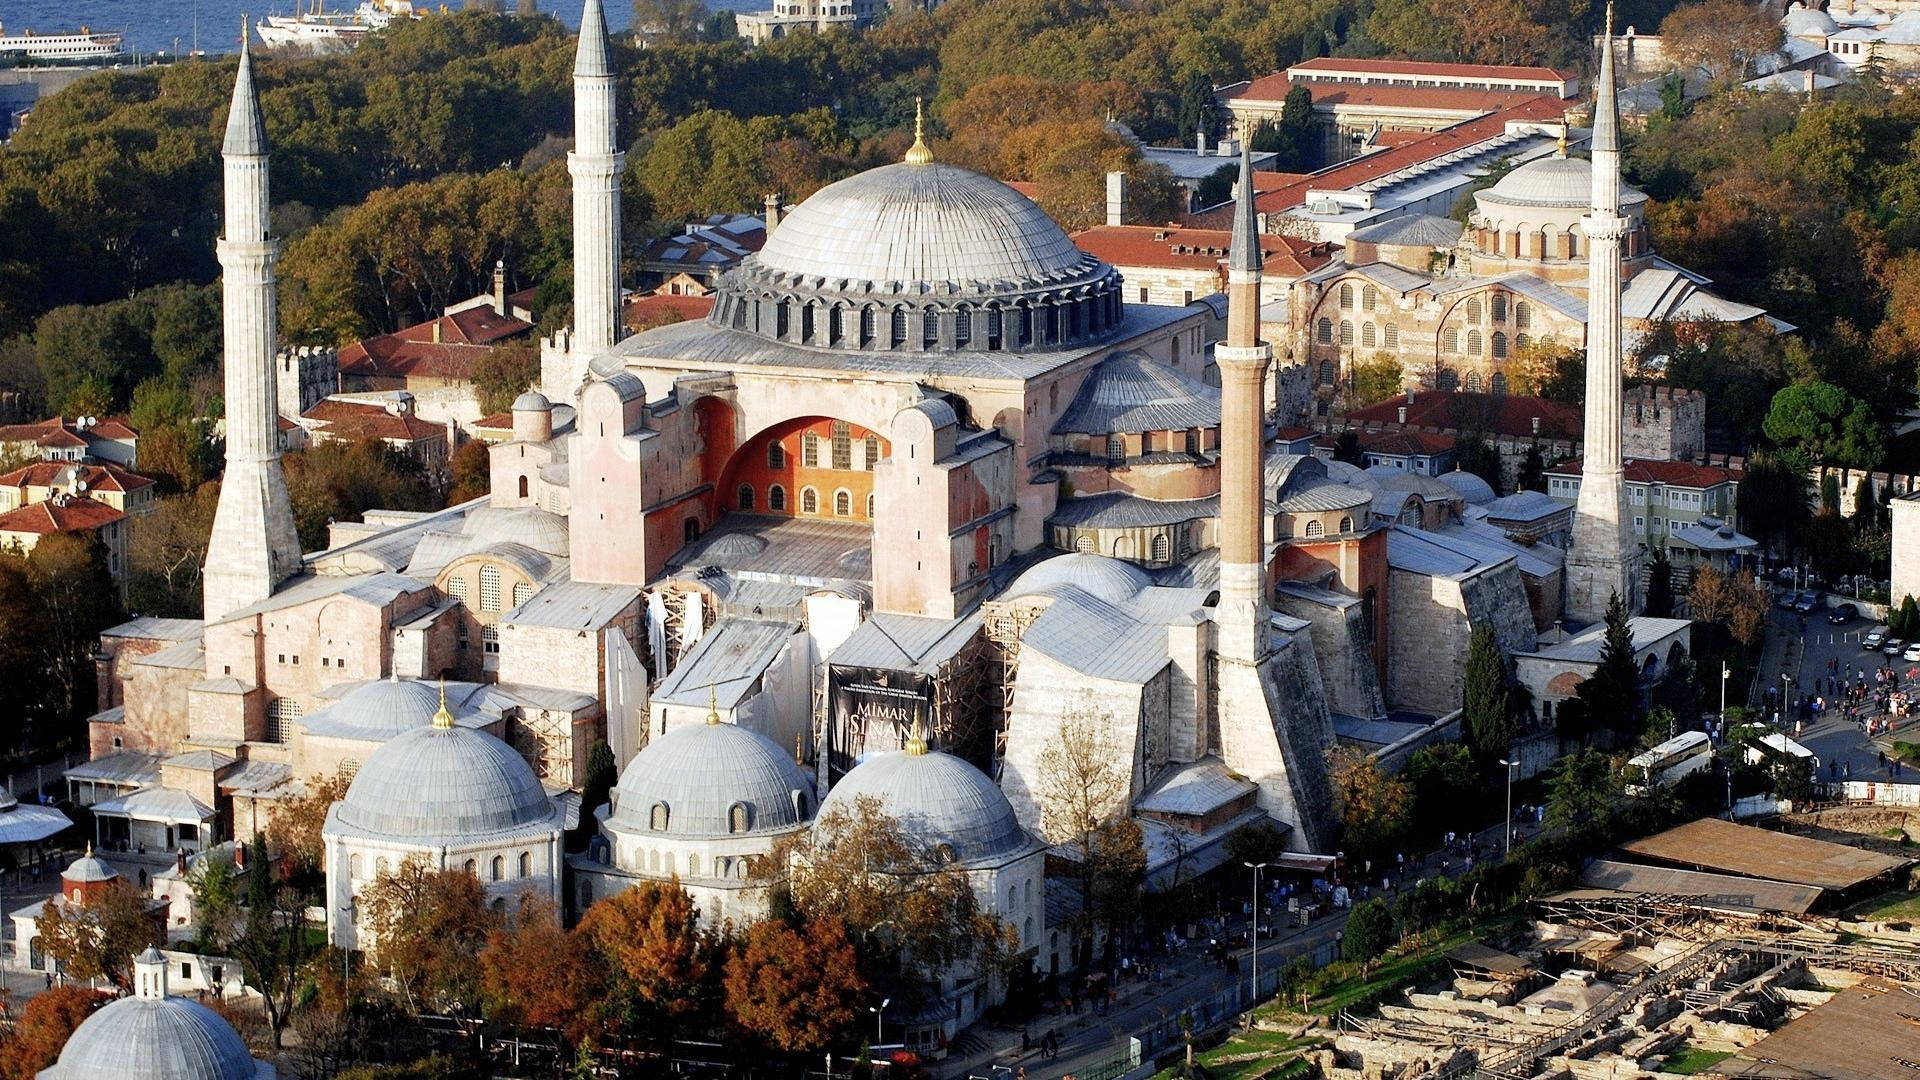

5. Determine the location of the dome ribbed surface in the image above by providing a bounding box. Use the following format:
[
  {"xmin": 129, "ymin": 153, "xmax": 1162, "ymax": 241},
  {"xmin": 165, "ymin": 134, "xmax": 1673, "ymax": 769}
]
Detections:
[
  {"xmin": 463, "ymin": 506, "xmax": 570, "ymax": 558},
  {"xmin": 752, "ymin": 163, "xmax": 1087, "ymax": 287},
  {"xmin": 1006, "ymin": 553, "xmax": 1150, "ymax": 605},
  {"xmin": 335, "ymin": 725, "xmax": 553, "ymax": 840},
  {"xmin": 62, "ymin": 852, "xmax": 117, "ymax": 883},
  {"xmin": 1478, "ymin": 156, "xmax": 1646, "ymax": 209},
  {"xmin": 819, "ymin": 750, "xmax": 1028, "ymax": 863},
  {"xmin": 43, "ymin": 997, "xmax": 270, "ymax": 1080},
  {"xmin": 610, "ymin": 722, "xmax": 812, "ymax": 838}
]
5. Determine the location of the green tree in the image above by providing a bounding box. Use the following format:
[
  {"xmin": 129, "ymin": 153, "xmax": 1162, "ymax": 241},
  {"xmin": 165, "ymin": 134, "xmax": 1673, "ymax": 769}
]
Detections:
[
  {"xmin": 1461, "ymin": 625, "xmax": 1515, "ymax": 765},
  {"xmin": 1173, "ymin": 70, "xmax": 1216, "ymax": 146},
  {"xmin": 283, "ymin": 440, "xmax": 439, "ymax": 551},
  {"xmin": 1543, "ymin": 748, "xmax": 1619, "ymax": 841},
  {"xmin": 1329, "ymin": 746, "xmax": 1411, "ymax": 861},
  {"xmin": 1645, "ymin": 548, "xmax": 1675, "ymax": 619},
  {"xmin": 1455, "ymin": 434, "xmax": 1502, "ymax": 492},
  {"xmin": 1517, "ymin": 442, "xmax": 1547, "ymax": 493},
  {"xmin": 1564, "ymin": 592, "xmax": 1640, "ymax": 745},
  {"xmin": 472, "ymin": 342, "xmax": 539, "ymax": 415},
  {"xmin": 1738, "ymin": 453, "xmax": 1811, "ymax": 558},
  {"xmin": 1341, "ymin": 898, "xmax": 1395, "ymax": 964},
  {"xmin": 1402, "ymin": 742, "xmax": 1480, "ymax": 837},
  {"xmin": 1763, "ymin": 381, "xmax": 1885, "ymax": 468},
  {"xmin": 35, "ymin": 883, "xmax": 161, "ymax": 987},
  {"xmin": 1351, "ymin": 355, "xmax": 1404, "ymax": 407}
]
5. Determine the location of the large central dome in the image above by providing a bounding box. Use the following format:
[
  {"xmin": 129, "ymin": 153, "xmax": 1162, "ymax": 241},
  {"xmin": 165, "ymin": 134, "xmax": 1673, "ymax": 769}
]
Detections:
[
  {"xmin": 708, "ymin": 158, "xmax": 1126, "ymax": 355},
  {"xmin": 754, "ymin": 163, "xmax": 1089, "ymax": 286}
]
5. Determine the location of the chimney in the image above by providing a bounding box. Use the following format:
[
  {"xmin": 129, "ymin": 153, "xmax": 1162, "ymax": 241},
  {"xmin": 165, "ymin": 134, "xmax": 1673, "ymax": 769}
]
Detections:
[
  {"xmin": 1397, "ymin": 406, "xmax": 1408, "ymax": 424},
  {"xmin": 1405, "ymin": 388, "xmax": 1415, "ymax": 405},
  {"xmin": 492, "ymin": 261, "xmax": 507, "ymax": 317},
  {"xmin": 1805, "ymin": 68, "xmax": 1817, "ymax": 99},
  {"xmin": 1531, "ymin": 416, "xmax": 1542, "ymax": 435},
  {"xmin": 1196, "ymin": 128, "xmax": 1207, "ymax": 154},
  {"xmin": 1105, "ymin": 171, "xmax": 1128, "ymax": 227},
  {"xmin": 430, "ymin": 319, "xmax": 442, "ymax": 344},
  {"xmin": 234, "ymin": 843, "xmax": 247, "ymax": 870},
  {"xmin": 763, "ymin": 192, "xmax": 784, "ymax": 233},
  {"xmin": 176, "ymin": 851, "xmax": 187, "ymax": 874}
]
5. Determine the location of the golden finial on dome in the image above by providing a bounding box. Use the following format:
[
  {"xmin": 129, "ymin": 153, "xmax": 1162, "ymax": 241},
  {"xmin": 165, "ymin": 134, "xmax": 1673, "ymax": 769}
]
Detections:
[
  {"xmin": 904, "ymin": 96, "xmax": 934, "ymax": 166},
  {"xmin": 707, "ymin": 683, "xmax": 721, "ymax": 725},
  {"xmin": 432, "ymin": 680, "xmax": 454, "ymax": 730},
  {"xmin": 904, "ymin": 716, "xmax": 928, "ymax": 757},
  {"xmin": 1556, "ymin": 119, "xmax": 1569, "ymax": 158}
]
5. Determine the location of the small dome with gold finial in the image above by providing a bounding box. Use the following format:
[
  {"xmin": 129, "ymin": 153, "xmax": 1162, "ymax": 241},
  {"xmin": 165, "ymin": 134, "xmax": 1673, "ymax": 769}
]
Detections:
[
  {"xmin": 329, "ymin": 699, "xmax": 557, "ymax": 842},
  {"xmin": 607, "ymin": 703, "xmax": 813, "ymax": 838}
]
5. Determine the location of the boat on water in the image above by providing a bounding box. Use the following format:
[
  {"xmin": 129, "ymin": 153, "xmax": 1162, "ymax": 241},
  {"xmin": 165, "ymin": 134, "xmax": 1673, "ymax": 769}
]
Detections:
[
  {"xmin": 0, "ymin": 22, "xmax": 125, "ymax": 61},
  {"xmin": 255, "ymin": 0, "xmax": 421, "ymax": 52}
]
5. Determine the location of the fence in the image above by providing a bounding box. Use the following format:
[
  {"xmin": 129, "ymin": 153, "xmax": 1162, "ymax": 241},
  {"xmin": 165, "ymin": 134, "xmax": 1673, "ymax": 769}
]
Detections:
[{"xmin": 1133, "ymin": 937, "xmax": 1343, "ymax": 1061}]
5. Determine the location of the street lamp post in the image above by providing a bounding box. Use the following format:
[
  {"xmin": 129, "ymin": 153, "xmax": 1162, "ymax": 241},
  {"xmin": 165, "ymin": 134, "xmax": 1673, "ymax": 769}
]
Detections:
[
  {"xmin": 869, "ymin": 998, "xmax": 889, "ymax": 1044},
  {"xmin": 1497, "ymin": 759, "xmax": 1514, "ymax": 855},
  {"xmin": 1721, "ymin": 662, "xmax": 1731, "ymax": 721},
  {"xmin": 1243, "ymin": 861, "xmax": 1271, "ymax": 1015}
]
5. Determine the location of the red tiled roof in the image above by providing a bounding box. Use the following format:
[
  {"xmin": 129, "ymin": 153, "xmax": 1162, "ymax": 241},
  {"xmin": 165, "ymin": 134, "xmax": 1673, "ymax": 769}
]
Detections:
[
  {"xmin": 1358, "ymin": 429, "xmax": 1456, "ymax": 456},
  {"xmin": 1070, "ymin": 225, "xmax": 1335, "ymax": 278},
  {"xmin": 1228, "ymin": 73, "xmax": 1557, "ymax": 114},
  {"xmin": 1287, "ymin": 57, "xmax": 1577, "ymax": 83},
  {"xmin": 0, "ymin": 497, "xmax": 124, "ymax": 535},
  {"xmin": 1004, "ymin": 181, "xmax": 1041, "ymax": 199},
  {"xmin": 339, "ymin": 307, "xmax": 533, "ymax": 380},
  {"xmin": 1549, "ymin": 458, "xmax": 1739, "ymax": 488},
  {"xmin": 473, "ymin": 412, "xmax": 513, "ymax": 431},
  {"xmin": 0, "ymin": 417, "xmax": 138, "ymax": 449},
  {"xmin": 302, "ymin": 400, "xmax": 446, "ymax": 444},
  {"xmin": 1276, "ymin": 425, "xmax": 1315, "ymax": 440},
  {"xmin": 89, "ymin": 417, "xmax": 138, "ymax": 440},
  {"xmin": 625, "ymin": 293, "xmax": 714, "ymax": 323},
  {"xmin": 1189, "ymin": 97, "xmax": 1570, "ymax": 225},
  {"xmin": 1344, "ymin": 390, "xmax": 1581, "ymax": 442}
]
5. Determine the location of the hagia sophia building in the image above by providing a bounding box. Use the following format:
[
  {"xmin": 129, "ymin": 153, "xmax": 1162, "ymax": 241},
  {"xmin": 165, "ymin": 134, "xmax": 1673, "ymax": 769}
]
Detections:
[{"xmin": 73, "ymin": 0, "xmax": 1661, "ymax": 1051}]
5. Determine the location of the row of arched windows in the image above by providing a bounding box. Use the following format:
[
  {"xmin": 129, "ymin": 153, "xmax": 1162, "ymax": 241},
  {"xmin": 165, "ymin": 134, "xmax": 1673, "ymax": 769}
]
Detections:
[
  {"xmin": 1442, "ymin": 329, "xmax": 1511, "ymax": 358},
  {"xmin": 737, "ymin": 484, "xmax": 872, "ymax": 518},
  {"xmin": 1316, "ymin": 291, "xmax": 1536, "ymax": 352},
  {"xmin": 717, "ymin": 286, "xmax": 1123, "ymax": 354},
  {"xmin": 347, "ymin": 850, "xmax": 534, "ymax": 882}
]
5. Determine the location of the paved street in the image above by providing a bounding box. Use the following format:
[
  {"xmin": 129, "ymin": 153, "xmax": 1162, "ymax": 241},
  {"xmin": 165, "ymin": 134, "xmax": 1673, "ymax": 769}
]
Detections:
[{"xmin": 1782, "ymin": 606, "xmax": 1920, "ymax": 784}]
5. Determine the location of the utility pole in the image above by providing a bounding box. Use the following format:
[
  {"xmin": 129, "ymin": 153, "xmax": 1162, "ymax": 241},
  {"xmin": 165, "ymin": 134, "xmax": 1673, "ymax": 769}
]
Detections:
[
  {"xmin": 1243, "ymin": 861, "xmax": 1271, "ymax": 1018},
  {"xmin": 1497, "ymin": 759, "xmax": 1514, "ymax": 855}
]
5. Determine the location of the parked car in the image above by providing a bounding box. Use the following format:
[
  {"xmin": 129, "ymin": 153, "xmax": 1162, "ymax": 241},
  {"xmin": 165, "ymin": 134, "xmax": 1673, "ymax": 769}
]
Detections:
[
  {"xmin": 1886, "ymin": 638, "xmax": 1907, "ymax": 657},
  {"xmin": 1903, "ymin": 642, "xmax": 1920, "ymax": 663},
  {"xmin": 1830, "ymin": 604, "xmax": 1857, "ymax": 624},
  {"xmin": 1794, "ymin": 592, "xmax": 1820, "ymax": 614},
  {"xmin": 1865, "ymin": 629, "xmax": 1887, "ymax": 650}
]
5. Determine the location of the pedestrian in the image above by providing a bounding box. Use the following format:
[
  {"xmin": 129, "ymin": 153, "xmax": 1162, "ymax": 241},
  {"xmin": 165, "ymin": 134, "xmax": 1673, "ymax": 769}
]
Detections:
[{"xmin": 43, "ymin": 972, "xmax": 51, "ymax": 991}]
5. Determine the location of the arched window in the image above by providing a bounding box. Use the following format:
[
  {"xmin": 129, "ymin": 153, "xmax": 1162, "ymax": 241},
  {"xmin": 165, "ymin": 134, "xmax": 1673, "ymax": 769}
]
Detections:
[
  {"xmin": 376, "ymin": 856, "xmax": 389, "ymax": 876},
  {"xmin": 737, "ymin": 484, "xmax": 754, "ymax": 510},
  {"xmin": 511, "ymin": 582, "xmax": 531, "ymax": 608},
  {"xmin": 1305, "ymin": 519, "xmax": 1325, "ymax": 538},
  {"xmin": 579, "ymin": 879, "xmax": 593, "ymax": 906},
  {"xmin": 1361, "ymin": 322, "xmax": 1376, "ymax": 348},
  {"xmin": 1319, "ymin": 360, "xmax": 1335, "ymax": 384},
  {"xmin": 834, "ymin": 489, "xmax": 851, "ymax": 516},
  {"xmin": 1383, "ymin": 323, "xmax": 1399, "ymax": 348},
  {"xmin": 1151, "ymin": 533, "xmax": 1170, "ymax": 562},
  {"xmin": 517, "ymin": 475, "xmax": 528, "ymax": 498},
  {"xmin": 800, "ymin": 303, "xmax": 815, "ymax": 342},
  {"xmin": 769, "ymin": 485, "xmax": 787, "ymax": 511},
  {"xmin": 1015, "ymin": 304, "xmax": 1033, "ymax": 347},
  {"xmin": 490, "ymin": 855, "xmax": 504, "ymax": 881},
  {"xmin": 954, "ymin": 306, "xmax": 972, "ymax": 347},
  {"xmin": 447, "ymin": 575, "xmax": 468, "ymax": 602},
  {"xmin": 1515, "ymin": 333, "xmax": 1531, "ymax": 350},
  {"xmin": 1317, "ymin": 318, "xmax": 1333, "ymax": 344},
  {"xmin": 800, "ymin": 487, "xmax": 818, "ymax": 514},
  {"xmin": 829, "ymin": 305, "xmax": 844, "ymax": 344},
  {"xmin": 1443, "ymin": 327, "xmax": 1460, "ymax": 353},
  {"xmin": 688, "ymin": 854, "xmax": 700, "ymax": 876},
  {"xmin": 1107, "ymin": 434, "xmax": 1126, "ymax": 466},
  {"xmin": 1339, "ymin": 515, "xmax": 1353, "ymax": 533},
  {"xmin": 519, "ymin": 851, "xmax": 531, "ymax": 877},
  {"xmin": 1438, "ymin": 369, "xmax": 1460, "ymax": 391},
  {"xmin": 1491, "ymin": 372, "xmax": 1509, "ymax": 395},
  {"xmin": 922, "ymin": 308, "xmax": 939, "ymax": 350},
  {"xmin": 1492, "ymin": 332, "xmax": 1508, "ymax": 359},
  {"xmin": 491, "ymin": 896, "xmax": 507, "ymax": 915},
  {"xmin": 864, "ymin": 436, "xmax": 879, "ymax": 470},
  {"xmin": 1515, "ymin": 301, "xmax": 1531, "ymax": 330},
  {"xmin": 683, "ymin": 518, "xmax": 700, "ymax": 543},
  {"xmin": 1465, "ymin": 298, "xmax": 1482, "ymax": 325},
  {"xmin": 767, "ymin": 441, "xmax": 785, "ymax": 469},
  {"xmin": 479, "ymin": 564, "xmax": 501, "ymax": 611},
  {"xmin": 802, "ymin": 433, "xmax": 820, "ymax": 468},
  {"xmin": 1466, "ymin": 371, "xmax": 1484, "ymax": 393},
  {"xmin": 1075, "ymin": 535, "xmax": 1095, "ymax": 553},
  {"xmin": 866, "ymin": 493, "xmax": 875, "ymax": 517},
  {"xmin": 860, "ymin": 307, "xmax": 876, "ymax": 347},
  {"xmin": 350, "ymin": 854, "xmax": 362, "ymax": 878},
  {"xmin": 729, "ymin": 803, "xmax": 750, "ymax": 834},
  {"xmin": 1467, "ymin": 330, "xmax": 1482, "ymax": 354},
  {"xmin": 1186, "ymin": 429, "xmax": 1199, "ymax": 455},
  {"xmin": 1339, "ymin": 321, "xmax": 1354, "ymax": 346},
  {"xmin": 1491, "ymin": 293, "xmax": 1507, "ymax": 321},
  {"xmin": 649, "ymin": 803, "xmax": 669, "ymax": 831},
  {"xmin": 1338, "ymin": 282, "xmax": 1354, "ymax": 309},
  {"xmin": 831, "ymin": 420, "xmax": 852, "ymax": 469},
  {"xmin": 1361, "ymin": 285, "xmax": 1377, "ymax": 310},
  {"xmin": 890, "ymin": 307, "xmax": 908, "ymax": 348},
  {"xmin": 986, "ymin": 306, "xmax": 1003, "ymax": 349}
]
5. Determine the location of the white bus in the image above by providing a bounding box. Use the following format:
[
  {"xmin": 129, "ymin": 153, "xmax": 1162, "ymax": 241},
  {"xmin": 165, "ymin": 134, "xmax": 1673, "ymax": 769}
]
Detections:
[{"xmin": 1625, "ymin": 730, "xmax": 1712, "ymax": 795}]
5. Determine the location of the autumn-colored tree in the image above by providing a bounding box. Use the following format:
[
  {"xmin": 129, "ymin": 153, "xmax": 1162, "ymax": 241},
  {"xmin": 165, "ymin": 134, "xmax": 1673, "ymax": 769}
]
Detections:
[
  {"xmin": 125, "ymin": 484, "xmax": 219, "ymax": 618},
  {"xmin": 360, "ymin": 857, "xmax": 502, "ymax": 1014},
  {"xmin": 1328, "ymin": 746, "xmax": 1412, "ymax": 861},
  {"xmin": 480, "ymin": 893, "xmax": 606, "ymax": 1051},
  {"xmin": 263, "ymin": 773, "xmax": 351, "ymax": 880},
  {"xmin": 444, "ymin": 440, "xmax": 491, "ymax": 508},
  {"xmin": 1033, "ymin": 705, "xmax": 1132, "ymax": 965},
  {"xmin": 1350, "ymin": 355, "xmax": 1405, "ymax": 407},
  {"xmin": 1658, "ymin": 0, "xmax": 1782, "ymax": 84},
  {"xmin": 35, "ymin": 882, "xmax": 160, "ymax": 988},
  {"xmin": 471, "ymin": 341, "xmax": 538, "ymax": 416},
  {"xmin": 576, "ymin": 879, "xmax": 715, "ymax": 1025},
  {"xmin": 0, "ymin": 986, "xmax": 111, "ymax": 1080},
  {"xmin": 722, "ymin": 915, "xmax": 867, "ymax": 1052}
]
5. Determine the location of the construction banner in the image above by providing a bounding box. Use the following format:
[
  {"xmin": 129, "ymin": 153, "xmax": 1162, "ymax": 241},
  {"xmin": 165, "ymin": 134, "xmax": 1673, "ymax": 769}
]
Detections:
[{"xmin": 826, "ymin": 664, "xmax": 933, "ymax": 779}]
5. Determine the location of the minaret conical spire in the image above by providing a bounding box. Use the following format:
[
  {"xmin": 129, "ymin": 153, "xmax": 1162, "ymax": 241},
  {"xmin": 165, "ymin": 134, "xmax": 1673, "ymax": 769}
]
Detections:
[
  {"xmin": 561, "ymin": 0, "xmax": 625, "ymax": 390},
  {"xmin": 224, "ymin": 19, "xmax": 267, "ymax": 158},
  {"xmin": 574, "ymin": 0, "xmax": 612, "ymax": 77},
  {"xmin": 1590, "ymin": 1, "xmax": 1620, "ymax": 213},
  {"xmin": 1229, "ymin": 136, "xmax": 1262, "ymax": 273}
]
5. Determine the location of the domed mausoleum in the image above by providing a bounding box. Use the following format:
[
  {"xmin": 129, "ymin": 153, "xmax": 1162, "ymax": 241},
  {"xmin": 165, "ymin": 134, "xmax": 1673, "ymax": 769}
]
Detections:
[
  {"xmin": 571, "ymin": 701, "xmax": 814, "ymax": 925},
  {"xmin": 322, "ymin": 689, "xmax": 567, "ymax": 948},
  {"xmin": 39, "ymin": 948, "xmax": 274, "ymax": 1080}
]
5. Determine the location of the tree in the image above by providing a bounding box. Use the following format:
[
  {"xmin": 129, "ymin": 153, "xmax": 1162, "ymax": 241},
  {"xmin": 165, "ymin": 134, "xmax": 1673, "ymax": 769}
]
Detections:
[
  {"xmin": 17, "ymin": 533, "xmax": 124, "ymax": 741},
  {"xmin": 722, "ymin": 914, "xmax": 868, "ymax": 1052},
  {"xmin": 576, "ymin": 879, "xmax": 715, "ymax": 1026},
  {"xmin": 572, "ymin": 741, "xmax": 618, "ymax": 849},
  {"xmin": 125, "ymin": 485, "xmax": 219, "ymax": 618},
  {"xmin": 0, "ymin": 986, "xmax": 111, "ymax": 1080},
  {"xmin": 1737, "ymin": 454, "xmax": 1810, "ymax": 558},
  {"xmin": 35, "ymin": 882, "xmax": 160, "ymax": 987},
  {"xmin": 1543, "ymin": 748, "xmax": 1619, "ymax": 840},
  {"xmin": 1658, "ymin": 0, "xmax": 1783, "ymax": 85},
  {"xmin": 1455, "ymin": 434, "xmax": 1502, "ymax": 492},
  {"xmin": 1571, "ymin": 591, "xmax": 1643, "ymax": 746},
  {"xmin": 283, "ymin": 440, "xmax": 439, "ymax": 551},
  {"xmin": 1033, "ymin": 705, "xmax": 1131, "ymax": 964},
  {"xmin": 1853, "ymin": 474, "xmax": 1877, "ymax": 531},
  {"xmin": 1517, "ymin": 442, "xmax": 1547, "ymax": 493},
  {"xmin": 262, "ymin": 773, "xmax": 351, "ymax": 883},
  {"xmin": 1763, "ymin": 381, "xmax": 1884, "ymax": 468},
  {"xmin": 1332, "ymin": 430, "xmax": 1365, "ymax": 466},
  {"xmin": 1351, "ymin": 355, "xmax": 1404, "ymax": 407},
  {"xmin": 471, "ymin": 341, "xmax": 538, "ymax": 415},
  {"xmin": 1173, "ymin": 71, "xmax": 1217, "ymax": 147},
  {"xmin": 1510, "ymin": 340, "xmax": 1583, "ymax": 404},
  {"xmin": 1402, "ymin": 743, "xmax": 1480, "ymax": 836},
  {"xmin": 1341, "ymin": 898, "xmax": 1395, "ymax": 965},
  {"xmin": 360, "ymin": 857, "xmax": 501, "ymax": 1014},
  {"xmin": 1461, "ymin": 626, "xmax": 1515, "ymax": 765},
  {"xmin": 444, "ymin": 441, "xmax": 491, "ymax": 508},
  {"xmin": 633, "ymin": 0, "xmax": 708, "ymax": 41},
  {"xmin": 480, "ymin": 893, "xmax": 604, "ymax": 1051},
  {"xmin": 227, "ymin": 834, "xmax": 315, "ymax": 1048},
  {"xmin": 1645, "ymin": 547, "xmax": 1674, "ymax": 619},
  {"xmin": 1328, "ymin": 746, "xmax": 1411, "ymax": 861}
]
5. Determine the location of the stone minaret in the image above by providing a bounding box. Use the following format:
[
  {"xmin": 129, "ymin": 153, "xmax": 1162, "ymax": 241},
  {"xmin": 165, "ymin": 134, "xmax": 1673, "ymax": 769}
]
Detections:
[
  {"xmin": 1210, "ymin": 141, "xmax": 1338, "ymax": 853},
  {"xmin": 204, "ymin": 28, "xmax": 302, "ymax": 621},
  {"xmin": 1565, "ymin": 3, "xmax": 1639, "ymax": 622},
  {"xmin": 1215, "ymin": 140, "xmax": 1270, "ymax": 665},
  {"xmin": 569, "ymin": 0, "xmax": 623, "ymax": 366}
]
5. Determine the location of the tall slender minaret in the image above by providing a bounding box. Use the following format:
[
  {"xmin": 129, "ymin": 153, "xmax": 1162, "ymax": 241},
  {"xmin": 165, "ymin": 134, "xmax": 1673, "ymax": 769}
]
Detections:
[
  {"xmin": 1565, "ymin": 3, "xmax": 1639, "ymax": 622},
  {"xmin": 1215, "ymin": 140, "xmax": 1271, "ymax": 664},
  {"xmin": 1210, "ymin": 140, "xmax": 1337, "ymax": 853},
  {"xmin": 569, "ymin": 0, "xmax": 623, "ymax": 364},
  {"xmin": 203, "ymin": 26, "xmax": 302, "ymax": 621}
]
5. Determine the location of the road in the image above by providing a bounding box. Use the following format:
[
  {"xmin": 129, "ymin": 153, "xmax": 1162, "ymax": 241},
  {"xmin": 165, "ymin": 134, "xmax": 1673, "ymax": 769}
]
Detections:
[{"xmin": 1773, "ymin": 606, "xmax": 1918, "ymax": 784}]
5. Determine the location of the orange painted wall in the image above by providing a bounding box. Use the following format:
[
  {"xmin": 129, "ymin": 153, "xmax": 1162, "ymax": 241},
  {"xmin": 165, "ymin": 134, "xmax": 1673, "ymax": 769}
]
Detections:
[{"xmin": 718, "ymin": 417, "xmax": 890, "ymax": 521}]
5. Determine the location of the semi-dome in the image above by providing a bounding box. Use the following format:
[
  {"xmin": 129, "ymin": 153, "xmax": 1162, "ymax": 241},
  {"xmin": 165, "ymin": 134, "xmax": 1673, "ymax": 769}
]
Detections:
[
  {"xmin": 1005, "ymin": 552, "xmax": 1151, "ymax": 604},
  {"xmin": 462, "ymin": 505, "xmax": 569, "ymax": 558},
  {"xmin": 818, "ymin": 747, "xmax": 1031, "ymax": 863},
  {"xmin": 1478, "ymin": 155, "xmax": 1647, "ymax": 210},
  {"xmin": 43, "ymin": 994, "xmax": 271, "ymax": 1080},
  {"xmin": 609, "ymin": 719, "xmax": 812, "ymax": 837},
  {"xmin": 707, "ymin": 158, "xmax": 1126, "ymax": 355},
  {"xmin": 333, "ymin": 721, "xmax": 555, "ymax": 841}
]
